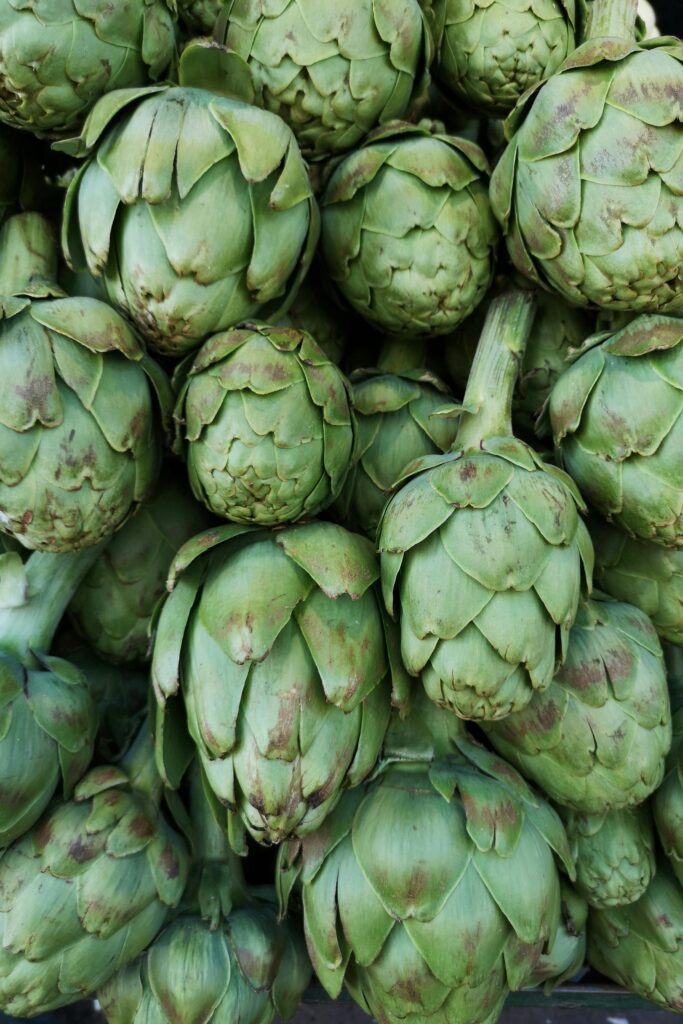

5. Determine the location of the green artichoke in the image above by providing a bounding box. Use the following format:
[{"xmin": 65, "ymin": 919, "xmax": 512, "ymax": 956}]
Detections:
[
  {"xmin": 222, "ymin": 0, "xmax": 432, "ymax": 160},
  {"xmin": 588, "ymin": 858, "xmax": 683, "ymax": 1013},
  {"xmin": 174, "ymin": 324, "xmax": 354, "ymax": 525},
  {"xmin": 153, "ymin": 521, "xmax": 396, "ymax": 848},
  {"xmin": 379, "ymin": 291, "xmax": 593, "ymax": 720},
  {"xmin": 277, "ymin": 733, "xmax": 575, "ymax": 1024},
  {"xmin": 333, "ymin": 367, "xmax": 459, "ymax": 539},
  {"xmin": 525, "ymin": 882, "xmax": 587, "ymax": 994},
  {"xmin": 60, "ymin": 58, "xmax": 319, "ymax": 358},
  {"xmin": 490, "ymin": 0, "xmax": 683, "ymax": 313},
  {"xmin": 549, "ymin": 314, "xmax": 683, "ymax": 549},
  {"xmin": 560, "ymin": 806, "xmax": 656, "ymax": 909},
  {"xmin": 484, "ymin": 596, "xmax": 671, "ymax": 812},
  {"xmin": 590, "ymin": 518, "xmax": 683, "ymax": 646},
  {"xmin": 178, "ymin": 0, "xmax": 223, "ymax": 33},
  {"xmin": 432, "ymin": 0, "xmax": 579, "ymax": 116},
  {"xmin": 275, "ymin": 271, "xmax": 357, "ymax": 366},
  {"xmin": 320, "ymin": 121, "xmax": 499, "ymax": 338},
  {"xmin": 68, "ymin": 471, "xmax": 211, "ymax": 665},
  {"xmin": 653, "ymin": 677, "xmax": 683, "ymax": 885},
  {"xmin": 0, "ymin": 722, "xmax": 189, "ymax": 1016},
  {"xmin": 0, "ymin": 214, "xmax": 170, "ymax": 553},
  {"xmin": 0, "ymin": 0, "xmax": 177, "ymax": 137}
]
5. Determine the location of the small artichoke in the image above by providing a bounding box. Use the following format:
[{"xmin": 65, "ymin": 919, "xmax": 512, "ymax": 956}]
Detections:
[
  {"xmin": 68, "ymin": 471, "xmax": 211, "ymax": 665},
  {"xmin": 277, "ymin": 735, "xmax": 575, "ymax": 1024},
  {"xmin": 275, "ymin": 271, "xmax": 356, "ymax": 366},
  {"xmin": 334, "ymin": 367, "xmax": 459, "ymax": 539},
  {"xmin": 178, "ymin": 0, "xmax": 224, "ymax": 33},
  {"xmin": 432, "ymin": 0, "xmax": 579, "ymax": 116},
  {"xmin": 321, "ymin": 121, "xmax": 499, "ymax": 338},
  {"xmin": 0, "ymin": 214, "xmax": 169, "ymax": 553},
  {"xmin": 591, "ymin": 518, "xmax": 683, "ymax": 646},
  {"xmin": 560, "ymin": 806, "xmax": 656, "ymax": 909},
  {"xmin": 0, "ymin": 723, "xmax": 189, "ymax": 1017},
  {"xmin": 174, "ymin": 325, "xmax": 354, "ymax": 525},
  {"xmin": 588, "ymin": 858, "xmax": 683, "ymax": 1013},
  {"xmin": 490, "ymin": 7, "xmax": 683, "ymax": 313},
  {"xmin": 379, "ymin": 291, "xmax": 593, "ymax": 720},
  {"xmin": 223, "ymin": 0, "xmax": 432, "ymax": 160},
  {"xmin": 484, "ymin": 597, "xmax": 672, "ymax": 813},
  {"xmin": 153, "ymin": 521, "xmax": 395, "ymax": 848},
  {"xmin": 0, "ymin": 0, "xmax": 177, "ymax": 137},
  {"xmin": 549, "ymin": 314, "xmax": 683, "ymax": 549},
  {"xmin": 60, "ymin": 66, "xmax": 319, "ymax": 358}
]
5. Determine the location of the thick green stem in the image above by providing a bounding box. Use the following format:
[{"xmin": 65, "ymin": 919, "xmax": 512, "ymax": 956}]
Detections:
[
  {"xmin": 455, "ymin": 290, "xmax": 536, "ymax": 450},
  {"xmin": 0, "ymin": 213, "xmax": 63, "ymax": 297},
  {"xmin": 189, "ymin": 766, "xmax": 247, "ymax": 923},
  {"xmin": 0, "ymin": 544, "xmax": 105, "ymax": 662},
  {"xmin": 121, "ymin": 719, "xmax": 163, "ymax": 803},
  {"xmin": 585, "ymin": 0, "xmax": 638, "ymax": 41},
  {"xmin": 377, "ymin": 337, "xmax": 430, "ymax": 373}
]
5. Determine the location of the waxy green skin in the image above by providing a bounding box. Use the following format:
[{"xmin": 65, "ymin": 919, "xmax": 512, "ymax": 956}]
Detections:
[
  {"xmin": 321, "ymin": 122, "xmax": 499, "ymax": 338},
  {"xmin": 560, "ymin": 806, "xmax": 656, "ymax": 909},
  {"xmin": 0, "ymin": 754, "xmax": 189, "ymax": 1016},
  {"xmin": 174, "ymin": 324, "xmax": 355, "ymax": 526},
  {"xmin": 588, "ymin": 859, "xmax": 683, "ymax": 1013},
  {"xmin": 68, "ymin": 473, "xmax": 211, "ymax": 665},
  {"xmin": 223, "ymin": 0, "xmax": 432, "ymax": 160},
  {"xmin": 99, "ymin": 902, "xmax": 311, "ymax": 1024},
  {"xmin": 334, "ymin": 368, "xmax": 460, "ymax": 540},
  {"xmin": 0, "ymin": 0, "xmax": 177, "ymax": 137},
  {"xmin": 153, "ymin": 521, "xmax": 394, "ymax": 848},
  {"xmin": 61, "ymin": 83, "xmax": 319, "ymax": 358},
  {"xmin": 550, "ymin": 315, "xmax": 683, "ymax": 550},
  {"xmin": 278, "ymin": 737, "xmax": 575, "ymax": 1024},
  {"xmin": 484, "ymin": 597, "xmax": 672, "ymax": 813},
  {"xmin": 491, "ymin": 36, "xmax": 683, "ymax": 314},
  {"xmin": 591, "ymin": 518, "xmax": 683, "ymax": 646},
  {"xmin": 432, "ymin": 0, "xmax": 578, "ymax": 116}
]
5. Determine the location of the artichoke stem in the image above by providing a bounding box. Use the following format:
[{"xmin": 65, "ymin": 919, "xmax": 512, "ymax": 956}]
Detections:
[
  {"xmin": 188, "ymin": 766, "xmax": 248, "ymax": 920},
  {"xmin": 120, "ymin": 719, "xmax": 164, "ymax": 803},
  {"xmin": 585, "ymin": 0, "xmax": 638, "ymax": 40},
  {"xmin": 0, "ymin": 544, "xmax": 105, "ymax": 662},
  {"xmin": 0, "ymin": 213, "xmax": 62, "ymax": 297},
  {"xmin": 377, "ymin": 336, "xmax": 431, "ymax": 373},
  {"xmin": 455, "ymin": 290, "xmax": 536, "ymax": 449}
]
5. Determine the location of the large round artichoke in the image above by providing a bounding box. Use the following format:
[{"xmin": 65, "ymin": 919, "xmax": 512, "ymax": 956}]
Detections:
[
  {"xmin": 153, "ymin": 521, "xmax": 396, "ymax": 848},
  {"xmin": 484, "ymin": 596, "xmax": 672, "ymax": 812},
  {"xmin": 591, "ymin": 518, "xmax": 683, "ymax": 646},
  {"xmin": 320, "ymin": 121, "xmax": 498, "ymax": 338},
  {"xmin": 174, "ymin": 324, "xmax": 354, "ymax": 525},
  {"xmin": 223, "ymin": 0, "xmax": 432, "ymax": 160},
  {"xmin": 0, "ymin": 214, "xmax": 169, "ymax": 553},
  {"xmin": 0, "ymin": 0, "xmax": 177, "ymax": 137},
  {"xmin": 549, "ymin": 314, "xmax": 683, "ymax": 549},
  {"xmin": 432, "ymin": 0, "xmax": 579, "ymax": 116},
  {"xmin": 490, "ymin": 5, "xmax": 683, "ymax": 313},
  {"xmin": 277, "ymin": 735, "xmax": 574, "ymax": 1024},
  {"xmin": 0, "ymin": 724, "xmax": 189, "ymax": 1016},
  {"xmin": 68, "ymin": 472, "xmax": 211, "ymax": 665},
  {"xmin": 60, "ymin": 68, "xmax": 319, "ymax": 358},
  {"xmin": 379, "ymin": 291, "xmax": 593, "ymax": 720},
  {"xmin": 334, "ymin": 367, "xmax": 459, "ymax": 539}
]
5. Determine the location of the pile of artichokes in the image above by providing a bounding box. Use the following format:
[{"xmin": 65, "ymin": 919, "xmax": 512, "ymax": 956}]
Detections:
[{"xmin": 0, "ymin": 0, "xmax": 680, "ymax": 1021}]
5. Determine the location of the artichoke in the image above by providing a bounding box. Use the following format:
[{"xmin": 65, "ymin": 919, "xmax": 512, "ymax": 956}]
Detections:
[
  {"xmin": 432, "ymin": 0, "xmax": 579, "ymax": 116},
  {"xmin": 275, "ymin": 271, "xmax": 357, "ymax": 366},
  {"xmin": 277, "ymin": 731, "xmax": 575, "ymax": 1024},
  {"xmin": 174, "ymin": 324, "xmax": 355, "ymax": 525},
  {"xmin": 320, "ymin": 120, "xmax": 499, "ymax": 338},
  {"xmin": 333, "ymin": 366, "xmax": 459, "ymax": 539},
  {"xmin": 549, "ymin": 314, "xmax": 683, "ymax": 549},
  {"xmin": 379, "ymin": 291, "xmax": 593, "ymax": 720},
  {"xmin": 222, "ymin": 0, "xmax": 432, "ymax": 160},
  {"xmin": 0, "ymin": 0, "xmax": 177, "ymax": 137},
  {"xmin": 591, "ymin": 518, "xmax": 683, "ymax": 646},
  {"xmin": 560, "ymin": 806, "xmax": 656, "ymax": 909},
  {"xmin": 68, "ymin": 471, "xmax": 211, "ymax": 665},
  {"xmin": 60, "ymin": 55, "xmax": 319, "ymax": 358},
  {"xmin": 153, "ymin": 521, "xmax": 397, "ymax": 848},
  {"xmin": 0, "ymin": 722, "xmax": 189, "ymax": 1016},
  {"xmin": 0, "ymin": 213, "xmax": 170, "ymax": 554},
  {"xmin": 588, "ymin": 858, "xmax": 683, "ymax": 1013},
  {"xmin": 490, "ymin": 0, "xmax": 683, "ymax": 314},
  {"xmin": 525, "ymin": 882, "xmax": 587, "ymax": 994},
  {"xmin": 653, "ymin": 672, "xmax": 683, "ymax": 885},
  {"xmin": 484, "ymin": 596, "xmax": 672, "ymax": 812},
  {"xmin": 178, "ymin": 0, "xmax": 224, "ymax": 33}
]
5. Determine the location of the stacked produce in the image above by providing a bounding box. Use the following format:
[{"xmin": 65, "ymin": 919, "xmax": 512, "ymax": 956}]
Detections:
[{"xmin": 0, "ymin": 0, "xmax": 680, "ymax": 1021}]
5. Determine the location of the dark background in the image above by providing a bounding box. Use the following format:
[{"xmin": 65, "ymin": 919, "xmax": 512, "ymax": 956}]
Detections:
[{"xmin": 650, "ymin": 0, "xmax": 680, "ymax": 34}]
